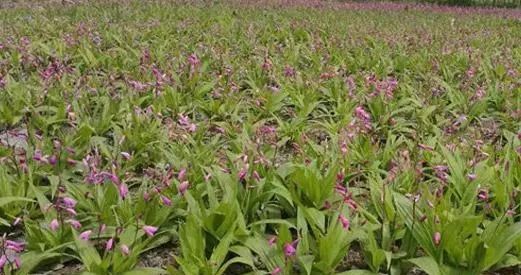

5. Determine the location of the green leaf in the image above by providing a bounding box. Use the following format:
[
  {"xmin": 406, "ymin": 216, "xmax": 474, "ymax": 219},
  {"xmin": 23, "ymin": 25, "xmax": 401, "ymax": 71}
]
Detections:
[
  {"xmin": 73, "ymin": 232, "xmax": 102, "ymax": 270},
  {"xmin": 482, "ymin": 222, "xmax": 521, "ymax": 270},
  {"xmin": 336, "ymin": 270, "xmax": 377, "ymax": 275},
  {"xmin": 0, "ymin": 196, "xmax": 35, "ymax": 207},
  {"xmin": 248, "ymin": 219, "xmax": 296, "ymax": 229},
  {"xmin": 18, "ymin": 251, "xmax": 62, "ymax": 274},
  {"xmin": 298, "ymin": 255, "xmax": 314, "ymax": 275},
  {"xmin": 209, "ymin": 229, "xmax": 235, "ymax": 272},
  {"xmin": 122, "ymin": 267, "xmax": 166, "ymax": 275},
  {"xmin": 408, "ymin": 257, "xmax": 440, "ymax": 275}
]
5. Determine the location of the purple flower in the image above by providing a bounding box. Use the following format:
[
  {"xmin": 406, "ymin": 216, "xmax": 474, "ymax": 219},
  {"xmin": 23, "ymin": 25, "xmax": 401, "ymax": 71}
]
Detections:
[
  {"xmin": 50, "ymin": 219, "xmax": 59, "ymax": 231},
  {"xmin": 79, "ymin": 230, "xmax": 92, "ymax": 240},
  {"xmin": 178, "ymin": 168, "xmax": 187, "ymax": 181},
  {"xmin": 143, "ymin": 191, "xmax": 151, "ymax": 201},
  {"xmin": 62, "ymin": 197, "xmax": 77, "ymax": 208},
  {"xmin": 284, "ymin": 65, "xmax": 295, "ymax": 78},
  {"xmin": 65, "ymin": 207, "xmax": 77, "ymax": 216},
  {"xmin": 105, "ymin": 238, "xmax": 114, "ymax": 251},
  {"xmin": 345, "ymin": 75, "xmax": 356, "ymax": 97},
  {"xmin": 355, "ymin": 106, "xmax": 371, "ymax": 121},
  {"xmin": 128, "ymin": 80, "xmax": 148, "ymax": 91},
  {"xmin": 262, "ymin": 58, "xmax": 272, "ymax": 71},
  {"xmin": 433, "ymin": 232, "xmax": 441, "ymax": 246},
  {"xmin": 178, "ymin": 114, "xmax": 190, "ymax": 126},
  {"xmin": 143, "ymin": 225, "xmax": 158, "ymax": 237},
  {"xmin": 109, "ymin": 173, "xmax": 120, "ymax": 185},
  {"xmin": 120, "ymin": 244, "xmax": 130, "ymax": 256},
  {"xmin": 53, "ymin": 140, "xmax": 62, "ymax": 151},
  {"xmin": 0, "ymin": 255, "xmax": 6, "ymax": 269},
  {"xmin": 268, "ymin": 236, "xmax": 277, "ymax": 247},
  {"xmin": 119, "ymin": 183, "xmax": 129, "ymax": 200},
  {"xmin": 271, "ymin": 267, "xmax": 282, "ymax": 275},
  {"xmin": 99, "ymin": 224, "xmax": 107, "ymax": 234},
  {"xmin": 187, "ymin": 53, "xmax": 200, "ymax": 67},
  {"xmin": 120, "ymin": 152, "xmax": 131, "ymax": 160},
  {"xmin": 13, "ymin": 257, "xmax": 21, "ymax": 269},
  {"xmin": 238, "ymin": 166, "xmax": 248, "ymax": 181},
  {"xmin": 66, "ymin": 219, "xmax": 82, "ymax": 229},
  {"xmin": 0, "ymin": 74, "xmax": 6, "ymax": 89},
  {"xmin": 5, "ymin": 240, "xmax": 24, "ymax": 253},
  {"xmin": 178, "ymin": 181, "xmax": 189, "ymax": 196},
  {"xmin": 160, "ymin": 195, "xmax": 172, "ymax": 206},
  {"xmin": 478, "ymin": 189, "xmax": 488, "ymax": 201},
  {"xmin": 338, "ymin": 214, "xmax": 350, "ymax": 230},
  {"xmin": 33, "ymin": 149, "xmax": 43, "ymax": 162},
  {"xmin": 283, "ymin": 240, "xmax": 298, "ymax": 257},
  {"xmin": 48, "ymin": 155, "xmax": 58, "ymax": 165}
]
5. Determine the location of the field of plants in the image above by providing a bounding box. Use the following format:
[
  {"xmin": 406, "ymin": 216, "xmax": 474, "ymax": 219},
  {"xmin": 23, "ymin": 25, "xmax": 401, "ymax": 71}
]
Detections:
[{"xmin": 0, "ymin": 1, "xmax": 521, "ymax": 274}]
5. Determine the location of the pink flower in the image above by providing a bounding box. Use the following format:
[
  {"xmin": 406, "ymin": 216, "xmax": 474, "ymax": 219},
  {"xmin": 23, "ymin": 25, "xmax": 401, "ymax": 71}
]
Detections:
[
  {"xmin": 128, "ymin": 80, "xmax": 147, "ymax": 91},
  {"xmin": 50, "ymin": 219, "xmax": 59, "ymax": 231},
  {"xmin": 262, "ymin": 58, "xmax": 272, "ymax": 71},
  {"xmin": 187, "ymin": 53, "xmax": 200, "ymax": 67},
  {"xmin": 238, "ymin": 166, "xmax": 248, "ymax": 181},
  {"xmin": 143, "ymin": 191, "xmax": 151, "ymax": 201},
  {"xmin": 62, "ymin": 197, "xmax": 77, "ymax": 208},
  {"xmin": 178, "ymin": 181, "xmax": 189, "ymax": 196},
  {"xmin": 160, "ymin": 195, "xmax": 172, "ymax": 206},
  {"xmin": 48, "ymin": 155, "xmax": 58, "ymax": 165},
  {"xmin": 5, "ymin": 240, "xmax": 25, "ymax": 253},
  {"xmin": 335, "ymin": 184, "xmax": 347, "ymax": 196},
  {"xmin": 120, "ymin": 244, "xmax": 130, "ymax": 256},
  {"xmin": 478, "ymin": 189, "xmax": 488, "ymax": 201},
  {"xmin": 0, "ymin": 74, "xmax": 5, "ymax": 89},
  {"xmin": 355, "ymin": 106, "xmax": 371, "ymax": 121},
  {"xmin": 0, "ymin": 255, "xmax": 7, "ymax": 269},
  {"xmin": 121, "ymin": 152, "xmax": 131, "ymax": 160},
  {"xmin": 110, "ymin": 173, "xmax": 120, "ymax": 184},
  {"xmin": 188, "ymin": 123, "xmax": 197, "ymax": 132},
  {"xmin": 13, "ymin": 257, "xmax": 21, "ymax": 269},
  {"xmin": 178, "ymin": 168, "xmax": 187, "ymax": 181},
  {"xmin": 418, "ymin": 144, "xmax": 434, "ymax": 151},
  {"xmin": 271, "ymin": 267, "xmax": 282, "ymax": 275},
  {"xmin": 66, "ymin": 219, "xmax": 82, "ymax": 229},
  {"xmin": 65, "ymin": 207, "xmax": 77, "ymax": 216},
  {"xmin": 105, "ymin": 238, "xmax": 114, "ymax": 251},
  {"xmin": 143, "ymin": 225, "xmax": 158, "ymax": 237},
  {"xmin": 338, "ymin": 214, "xmax": 350, "ymax": 230},
  {"xmin": 119, "ymin": 183, "xmax": 129, "ymax": 200},
  {"xmin": 252, "ymin": 170, "xmax": 261, "ymax": 181},
  {"xmin": 99, "ymin": 224, "xmax": 107, "ymax": 234},
  {"xmin": 79, "ymin": 230, "xmax": 92, "ymax": 240},
  {"xmin": 284, "ymin": 65, "xmax": 295, "ymax": 77},
  {"xmin": 345, "ymin": 75, "xmax": 356, "ymax": 96},
  {"xmin": 13, "ymin": 217, "xmax": 22, "ymax": 226},
  {"xmin": 268, "ymin": 236, "xmax": 277, "ymax": 246},
  {"xmin": 467, "ymin": 173, "xmax": 477, "ymax": 181},
  {"xmin": 33, "ymin": 149, "xmax": 43, "ymax": 162},
  {"xmin": 340, "ymin": 141, "xmax": 348, "ymax": 154},
  {"xmin": 283, "ymin": 241, "xmax": 298, "ymax": 257},
  {"xmin": 433, "ymin": 232, "xmax": 441, "ymax": 246},
  {"xmin": 323, "ymin": 200, "xmax": 331, "ymax": 210}
]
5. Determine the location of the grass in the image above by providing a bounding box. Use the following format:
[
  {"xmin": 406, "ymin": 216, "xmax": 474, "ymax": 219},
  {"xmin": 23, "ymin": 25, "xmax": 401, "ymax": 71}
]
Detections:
[{"xmin": 0, "ymin": 1, "xmax": 520, "ymax": 274}]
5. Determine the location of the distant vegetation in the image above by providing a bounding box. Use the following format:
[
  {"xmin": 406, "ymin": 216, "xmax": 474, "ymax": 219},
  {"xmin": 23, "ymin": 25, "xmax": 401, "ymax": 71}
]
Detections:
[{"xmin": 0, "ymin": 1, "xmax": 520, "ymax": 275}]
